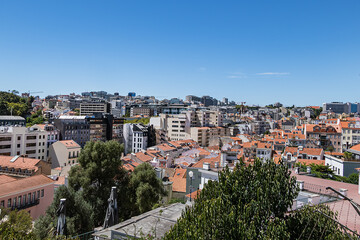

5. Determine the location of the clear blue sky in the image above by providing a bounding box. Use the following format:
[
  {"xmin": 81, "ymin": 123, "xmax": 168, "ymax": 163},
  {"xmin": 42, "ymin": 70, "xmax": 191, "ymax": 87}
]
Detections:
[{"xmin": 1, "ymin": 1, "xmax": 360, "ymax": 106}]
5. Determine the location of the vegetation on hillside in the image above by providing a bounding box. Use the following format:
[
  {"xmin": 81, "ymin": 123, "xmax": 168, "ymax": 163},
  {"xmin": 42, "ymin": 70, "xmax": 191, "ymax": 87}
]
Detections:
[{"xmin": 0, "ymin": 91, "xmax": 33, "ymax": 117}]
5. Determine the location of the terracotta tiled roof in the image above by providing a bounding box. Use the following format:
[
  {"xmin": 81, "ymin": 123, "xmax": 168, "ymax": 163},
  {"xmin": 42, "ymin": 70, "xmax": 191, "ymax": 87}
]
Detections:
[
  {"xmin": 173, "ymin": 168, "xmax": 186, "ymax": 178},
  {"xmin": 0, "ymin": 156, "xmax": 40, "ymax": 171},
  {"xmin": 0, "ymin": 175, "xmax": 16, "ymax": 184},
  {"xmin": 169, "ymin": 177, "xmax": 186, "ymax": 193},
  {"xmin": 157, "ymin": 144, "xmax": 176, "ymax": 152},
  {"xmin": 58, "ymin": 140, "xmax": 81, "ymax": 149},
  {"xmin": 350, "ymin": 144, "xmax": 360, "ymax": 152},
  {"xmin": 300, "ymin": 148, "xmax": 323, "ymax": 156},
  {"xmin": 186, "ymin": 189, "xmax": 201, "ymax": 200},
  {"xmin": 192, "ymin": 156, "xmax": 220, "ymax": 169},
  {"xmin": 134, "ymin": 152, "xmax": 153, "ymax": 162},
  {"xmin": 0, "ymin": 174, "xmax": 54, "ymax": 196},
  {"xmin": 298, "ymin": 159, "xmax": 325, "ymax": 166}
]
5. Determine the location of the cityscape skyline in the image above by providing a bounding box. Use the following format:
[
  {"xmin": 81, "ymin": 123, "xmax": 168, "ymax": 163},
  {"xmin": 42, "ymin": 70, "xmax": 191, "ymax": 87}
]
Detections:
[{"xmin": 1, "ymin": 1, "xmax": 360, "ymax": 106}]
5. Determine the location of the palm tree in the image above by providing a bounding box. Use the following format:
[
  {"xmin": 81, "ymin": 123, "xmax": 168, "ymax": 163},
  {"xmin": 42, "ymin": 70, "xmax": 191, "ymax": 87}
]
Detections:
[{"xmin": 343, "ymin": 152, "xmax": 353, "ymax": 161}]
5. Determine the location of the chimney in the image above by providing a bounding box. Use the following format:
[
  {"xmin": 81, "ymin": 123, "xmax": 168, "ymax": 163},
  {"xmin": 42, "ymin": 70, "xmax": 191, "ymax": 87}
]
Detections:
[{"xmin": 203, "ymin": 162, "xmax": 210, "ymax": 170}]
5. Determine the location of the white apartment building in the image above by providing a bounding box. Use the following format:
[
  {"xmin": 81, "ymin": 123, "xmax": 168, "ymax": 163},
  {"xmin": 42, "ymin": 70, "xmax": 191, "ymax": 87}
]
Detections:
[
  {"xmin": 123, "ymin": 124, "xmax": 148, "ymax": 154},
  {"xmin": 0, "ymin": 126, "xmax": 48, "ymax": 161}
]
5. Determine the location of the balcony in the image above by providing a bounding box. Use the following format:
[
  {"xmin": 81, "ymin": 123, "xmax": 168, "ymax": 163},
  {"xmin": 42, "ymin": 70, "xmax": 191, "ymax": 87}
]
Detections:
[{"xmin": 11, "ymin": 199, "xmax": 40, "ymax": 211}]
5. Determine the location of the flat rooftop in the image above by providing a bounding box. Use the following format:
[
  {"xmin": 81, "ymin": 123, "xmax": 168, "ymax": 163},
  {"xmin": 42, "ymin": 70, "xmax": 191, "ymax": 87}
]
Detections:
[{"xmin": 93, "ymin": 203, "xmax": 186, "ymax": 239}]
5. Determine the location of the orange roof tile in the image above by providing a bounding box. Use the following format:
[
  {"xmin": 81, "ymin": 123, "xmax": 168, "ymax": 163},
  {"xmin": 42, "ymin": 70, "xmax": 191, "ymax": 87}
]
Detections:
[
  {"xmin": 58, "ymin": 140, "xmax": 81, "ymax": 148},
  {"xmin": 0, "ymin": 174, "xmax": 54, "ymax": 196},
  {"xmin": 350, "ymin": 144, "xmax": 360, "ymax": 152},
  {"xmin": 0, "ymin": 155, "xmax": 40, "ymax": 171},
  {"xmin": 298, "ymin": 159, "xmax": 325, "ymax": 166},
  {"xmin": 192, "ymin": 156, "xmax": 220, "ymax": 168},
  {"xmin": 169, "ymin": 177, "xmax": 186, "ymax": 192},
  {"xmin": 0, "ymin": 175, "xmax": 16, "ymax": 184}
]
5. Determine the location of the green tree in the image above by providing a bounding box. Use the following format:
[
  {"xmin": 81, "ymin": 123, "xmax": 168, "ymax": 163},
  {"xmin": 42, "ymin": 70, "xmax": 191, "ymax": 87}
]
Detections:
[
  {"xmin": 347, "ymin": 173, "xmax": 359, "ymax": 184},
  {"xmin": 26, "ymin": 109, "xmax": 45, "ymax": 127},
  {"xmin": 68, "ymin": 140, "xmax": 131, "ymax": 226},
  {"xmin": 34, "ymin": 186, "xmax": 93, "ymax": 239},
  {"xmin": 344, "ymin": 152, "xmax": 353, "ymax": 161},
  {"xmin": 0, "ymin": 208, "xmax": 36, "ymax": 239},
  {"xmin": 164, "ymin": 159, "xmax": 353, "ymax": 239},
  {"xmin": 0, "ymin": 91, "xmax": 28, "ymax": 116},
  {"xmin": 286, "ymin": 204, "xmax": 355, "ymax": 239},
  {"xmin": 130, "ymin": 163, "xmax": 167, "ymax": 214},
  {"xmin": 165, "ymin": 159, "xmax": 298, "ymax": 239}
]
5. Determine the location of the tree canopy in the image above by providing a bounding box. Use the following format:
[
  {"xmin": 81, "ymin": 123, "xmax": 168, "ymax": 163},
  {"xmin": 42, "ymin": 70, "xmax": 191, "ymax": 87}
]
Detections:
[
  {"xmin": 34, "ymin": 140, "xmax": 166, "ymax": 238},
  {"xmin": 34, "ymin": 186, "xmax": 93, "ymax": 239},
  {"xmin": 164, "ymin": 159, "xmax": 354, "ymax": 239},
  {"xmin": 130, "ymin": 162, "xmax": 166, "ymax": 214},
  {"xmin": 0, "ymin": 208, "xmax": 36, "ymax": 239},
  {"xmin": 68, "ymin": 140, "xmax": 130, "ymax": 226},
  {"xmin": 0, "ymin": 91, "xmax": 32, "ymax": 117}
]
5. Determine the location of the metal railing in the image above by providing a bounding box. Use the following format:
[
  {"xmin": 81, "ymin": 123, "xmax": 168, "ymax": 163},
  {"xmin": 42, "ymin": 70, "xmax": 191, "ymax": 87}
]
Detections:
[{"xmin": 303, "ymin": 182, "xmax": 338, "ymax": 198}]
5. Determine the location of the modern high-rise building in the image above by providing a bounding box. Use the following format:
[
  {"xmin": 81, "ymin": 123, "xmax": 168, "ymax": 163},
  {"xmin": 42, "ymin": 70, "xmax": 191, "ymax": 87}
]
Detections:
[{"xmin": 80, "ymin": 101, "xmax": 110, "ymax": 116}]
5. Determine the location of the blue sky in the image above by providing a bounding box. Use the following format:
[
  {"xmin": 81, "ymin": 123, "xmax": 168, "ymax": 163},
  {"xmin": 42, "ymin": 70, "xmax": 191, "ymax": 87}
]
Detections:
[{"xmin": 1, "ymin": 1, "xmax": 360, "ymax": 106}]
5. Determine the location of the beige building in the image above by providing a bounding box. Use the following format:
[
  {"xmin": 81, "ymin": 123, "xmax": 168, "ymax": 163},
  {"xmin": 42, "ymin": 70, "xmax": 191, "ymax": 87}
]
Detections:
[
  {"xmin": 48, "ymin": 140, "xmax": 81, "ymax": 168},
  {"xmin": 190, "ymin": 127, "xmax": 230, "ymax": 147},
  {"xmin": 341, "ymin": 121, "xmax": 360, "ymax": 151},
  {"xmin": 0, "ymin": 126, "xmax": 48, "ymax": 161},
  {"xmin": 150, "ymin": 110, "xmax": 225, "ymax": 142},
  {"xmin": 186, "ymin": 110, "xmax": 224, "ymax": 127}
]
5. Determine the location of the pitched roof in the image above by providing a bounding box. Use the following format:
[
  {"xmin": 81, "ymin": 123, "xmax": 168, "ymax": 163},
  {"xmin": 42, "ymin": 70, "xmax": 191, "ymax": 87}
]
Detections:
[
  {"xmin": 0, "ymin": 175, "xmax": 16, "ymax": 184},
  {"xmin": 0, "ymin": 155, "xmax": 40, "ymax": 171},
  {"xmin": 186, "ymin": 189, "xmax": 201, "ymax": 200},
  {"xmin": 350, "ymin": 144, "xmax": 360, "ymax": 152},
  {"xmin": 169, "ymin": 177, "xmax": 186, "ymax": 192},
  {"xmin": 300, "ymin": 148, "xmax": 323, "ymax": 156},
  {"xmin": 192, "ymin": 156, "xmax": 220, "ymax": 169},
  {"xmin": 58, "ymin": 140, "xmax": 81, "ymax": 149},
  {"xmin": 297, "ymin": 159, "xmax": 325, "ymax": 166},
  {"xmin": 0, "ymin": 174, "xmax": 54, "ymax": 196}
]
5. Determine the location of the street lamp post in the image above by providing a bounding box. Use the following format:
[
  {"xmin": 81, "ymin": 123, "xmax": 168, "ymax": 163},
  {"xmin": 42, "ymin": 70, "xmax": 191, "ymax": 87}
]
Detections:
[{"xmin": 189, "ymin": 171, "xmax": 193, "ymax": 202}]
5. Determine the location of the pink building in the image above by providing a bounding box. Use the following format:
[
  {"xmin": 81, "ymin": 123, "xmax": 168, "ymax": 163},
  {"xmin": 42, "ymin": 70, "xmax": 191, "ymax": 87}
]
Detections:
[{"xmin": 0, "ymin": 174, "xmax": 55, "ymax": 220}]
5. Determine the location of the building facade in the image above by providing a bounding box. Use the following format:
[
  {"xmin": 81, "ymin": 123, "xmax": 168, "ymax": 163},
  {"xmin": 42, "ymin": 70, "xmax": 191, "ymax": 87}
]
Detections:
[{"xmin": 0, "ymin": 126, "xmax": 48, "ymax": 161}]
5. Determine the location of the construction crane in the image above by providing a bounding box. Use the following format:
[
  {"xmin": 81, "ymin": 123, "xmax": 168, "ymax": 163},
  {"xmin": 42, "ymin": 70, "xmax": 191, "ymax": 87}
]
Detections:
[{"xmin": 28, "ymin": 90, "xmax": 43, "ymax": 96}]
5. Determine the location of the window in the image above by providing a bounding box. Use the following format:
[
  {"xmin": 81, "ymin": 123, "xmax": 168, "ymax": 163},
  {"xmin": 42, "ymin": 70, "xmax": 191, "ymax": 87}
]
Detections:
[
  {"xmin": 41, "ymin": 189, "xmax": 44, "ymax": 197},
  {"xmin": 32, "ymin": 192, "xmax": 36, "ymax": 202},
  {"xmin": 23, "ymin": 194, "xmax": 26, "ymax": 205},
  {"xmin": 13, "ymin": 198, "xmax": 16, "ymax": 207},
  {"xmin": 26, "ymin": 150, "xmax": 36, "ymax": 155},
  {"xmin": 26, "ymin": 136, "xmax": 36, "ymax": 140},
  {"xmin": 7, "ymin": 199, "xmax": 11, "ymax": 208},
  {"xmin": 0, "ymin": 137, "xmax": 12, "ymax": 141},
  {"xmin": 37, "ymin": 190, "xmax": 40, "ymax": 199},
  {"xmin": 17, "ymin": 136, "xmax": 21, "ymax": 141},
  {"xmin": 0, "ymin": 145, "xmax": 11, "ymax": 149},
  {"xmin": 0, "ymin": 200, "xmax": 4, "ymax": 208},
  {"xmin": 28, "ymin": 193, "xmax": 31, "ymax": 204}
]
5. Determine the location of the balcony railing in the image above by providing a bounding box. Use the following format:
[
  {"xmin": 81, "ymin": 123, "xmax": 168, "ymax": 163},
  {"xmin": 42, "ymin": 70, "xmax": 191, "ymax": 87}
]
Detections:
[{"xmin": 11, "ymin": 199, "xmax": 40, "ymax": 211}]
